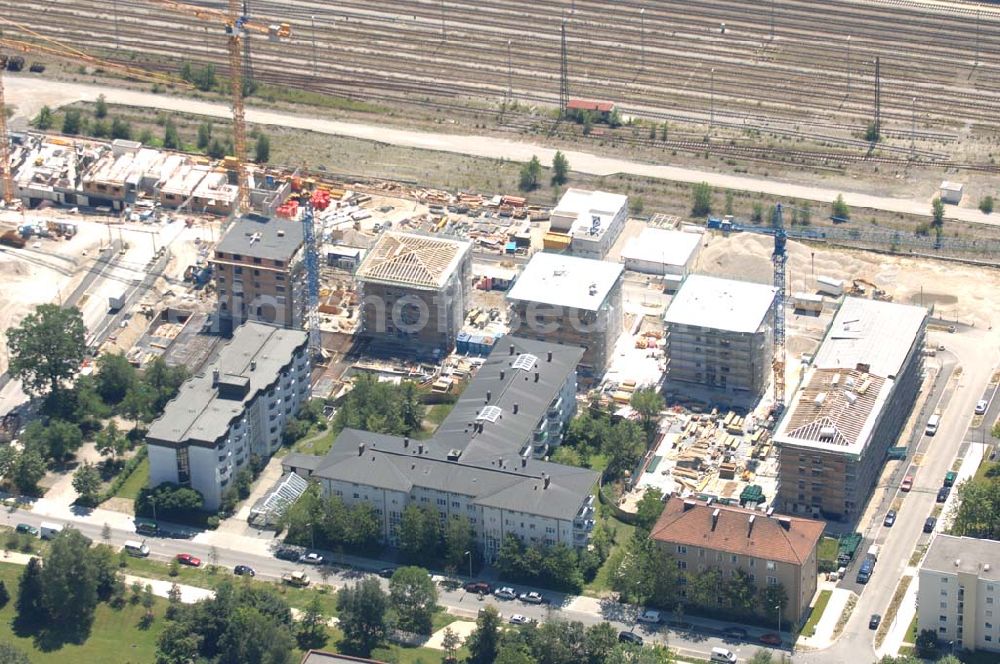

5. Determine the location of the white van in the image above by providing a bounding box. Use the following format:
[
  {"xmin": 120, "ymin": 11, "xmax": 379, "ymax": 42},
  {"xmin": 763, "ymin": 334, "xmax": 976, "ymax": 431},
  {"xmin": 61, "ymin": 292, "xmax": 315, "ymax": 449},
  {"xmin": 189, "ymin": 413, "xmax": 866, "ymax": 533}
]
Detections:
[
  {"xmin": 711, "ymin": 647, "xmax": 738, "ymax": 663},
  {"xmin": 925, "ymin": 413, "xmax": 941, "ymax": 436},
  {"xmin": 39, "ymin": 522, "xmax": 63, "ymax": 540},
  {"xmin": 123, "ymin": 540, "xmax": 150, "ymax": 557},
  {"xmin": 637, "ymin": 609, "xmax": 661, "ymax": 624}
]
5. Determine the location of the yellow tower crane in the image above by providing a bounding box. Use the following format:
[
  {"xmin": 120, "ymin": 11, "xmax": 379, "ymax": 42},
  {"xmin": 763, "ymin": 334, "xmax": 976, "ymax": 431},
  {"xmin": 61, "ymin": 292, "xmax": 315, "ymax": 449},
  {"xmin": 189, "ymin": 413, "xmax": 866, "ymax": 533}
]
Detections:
[
  {"xmin": 150, "ymin": 0, "xmax": 290, "ymax": 213},
  {"xmin": 0, "ymin": 18, "xmax": 188, "ymax": 205}
]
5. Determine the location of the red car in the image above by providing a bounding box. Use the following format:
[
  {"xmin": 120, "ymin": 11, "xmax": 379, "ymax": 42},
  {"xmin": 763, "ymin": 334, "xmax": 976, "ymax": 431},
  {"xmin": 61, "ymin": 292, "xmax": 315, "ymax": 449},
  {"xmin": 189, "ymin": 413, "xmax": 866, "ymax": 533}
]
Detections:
[
  {"xmin": 759, "ymin": 633, "xmax": 782, "ymax": 646},
  {"xmin": 176, "ymin": 553, "xmax": 202, "ymax": 567}
]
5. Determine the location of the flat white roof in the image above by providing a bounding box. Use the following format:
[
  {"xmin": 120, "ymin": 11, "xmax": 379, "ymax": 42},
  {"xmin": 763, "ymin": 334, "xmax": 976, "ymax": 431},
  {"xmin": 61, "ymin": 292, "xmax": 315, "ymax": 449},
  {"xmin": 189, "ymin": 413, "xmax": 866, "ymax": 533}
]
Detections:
[
  {"xmin": 552, "ymin": 188, "xmax": 628, "ymax": 239},
  {"xmin": 507, "ymin": 252, "xmax": 623, "ymax": 311},
  {"xmin": 621, "ymin": 228, "xmax": 701, "ymax": 267},
  {"xmin": 664, "ymin": 275, "xmax": 776, "ymax": 333}
]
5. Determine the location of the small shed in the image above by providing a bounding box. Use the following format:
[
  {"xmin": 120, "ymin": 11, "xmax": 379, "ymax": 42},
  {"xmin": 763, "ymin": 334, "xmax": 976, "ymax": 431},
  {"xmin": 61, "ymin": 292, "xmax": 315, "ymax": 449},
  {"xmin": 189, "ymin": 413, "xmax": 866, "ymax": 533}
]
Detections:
[{"xmin": 939, "ymin": 181, "xmax": 964, "ymax": 205}]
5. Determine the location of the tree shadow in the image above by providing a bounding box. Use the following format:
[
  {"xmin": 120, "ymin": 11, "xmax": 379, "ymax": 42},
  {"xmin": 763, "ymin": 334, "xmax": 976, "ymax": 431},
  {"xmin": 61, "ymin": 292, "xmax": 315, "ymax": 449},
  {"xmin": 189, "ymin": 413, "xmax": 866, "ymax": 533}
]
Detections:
[{"xmin": 14, "ymin": 616, "xmax": 93, "ymax": 652}]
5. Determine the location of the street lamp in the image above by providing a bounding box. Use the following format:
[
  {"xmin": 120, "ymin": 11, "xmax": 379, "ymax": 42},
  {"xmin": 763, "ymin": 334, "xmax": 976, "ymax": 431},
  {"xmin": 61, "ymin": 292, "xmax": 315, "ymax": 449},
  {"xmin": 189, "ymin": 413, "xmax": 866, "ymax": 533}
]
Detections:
[
  {"xmin": 464, "ymin": 550, "xmax": 473, "ymax": 578},
  {"xmin": 775, "ymin": 603, "xmax": 782, "ymax": 635}
]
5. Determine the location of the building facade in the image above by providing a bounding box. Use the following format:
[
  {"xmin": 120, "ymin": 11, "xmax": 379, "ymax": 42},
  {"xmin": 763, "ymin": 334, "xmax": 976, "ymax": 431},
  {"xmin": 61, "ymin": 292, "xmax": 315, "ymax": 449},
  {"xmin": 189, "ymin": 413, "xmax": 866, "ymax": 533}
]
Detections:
[
  {"xmin": 211, "ymin": 215, "xmax": 305, "ymax": 334},
  {"xmin": 650, "ymin": 497, "xmax": 824, "ymax": 623},
  {"xmin": 774, "ymin": 298, "xmax": 926, "ymax": 522},
  {"xmin": 663, "ymin": 275, "xmax": 777, "ymax": 402},
  {"xmin": 919, "ymin": 535, "xmax": 1000, "ymax": 654},
  {"xmin": 620, "ymin": 227, "xmax": 703, "ymax": 287},
  {"xmin": 546, "ymin": 188, "xmax": 629, "ymax": 260},
  {"xmin": 147, "ymin": 322, "xmax": 310, "ymax": 510},
  {"xmin": 506, "ymin": 252, "xmax": 624, "ymax": 379},
  {"xmin": 355, "ymin": 232, "xmax": 472, "ymax": 354},
  {"xmin": 282, "ymin": 337, "xmax": 598, "ymax": 560}
]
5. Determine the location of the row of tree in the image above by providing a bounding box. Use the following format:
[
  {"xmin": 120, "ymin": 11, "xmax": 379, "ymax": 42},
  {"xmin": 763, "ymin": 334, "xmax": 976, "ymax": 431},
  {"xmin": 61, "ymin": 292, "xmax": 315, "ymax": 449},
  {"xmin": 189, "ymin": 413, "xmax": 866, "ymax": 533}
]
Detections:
[
  {"xmin": 280, "ymin": 483, "xmax": 382, "ymax": 554},
  {"xmin": 496, "ymin": 533, "xmax": 591, "ymax": 593},
  {"xmin": 690, "ymin": 181, "xmax": 840, "ymax": 226},
  {"xmin": 518, "ymin": 151, "xmax": 570, "ymax": 191},
  {"xmin": 555, "ymin": 406, "xmax": 647, "ymax": 480},
  {"xmin": 332, "ymin": 373, "xmax": 426, "ymax": 437}
]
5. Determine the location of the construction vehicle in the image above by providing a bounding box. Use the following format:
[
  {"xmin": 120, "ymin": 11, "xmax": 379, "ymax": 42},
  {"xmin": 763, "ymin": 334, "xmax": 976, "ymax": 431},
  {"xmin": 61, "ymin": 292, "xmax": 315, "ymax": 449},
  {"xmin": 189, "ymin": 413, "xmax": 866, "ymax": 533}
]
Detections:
[
  {"xmin": 849, "ymin": 279, "xmax": 893, "ymax": 301},
  {"xmin": 281, "ymin": 571, "xmax": 310, "ymax": 587},
  {"xmin": 0, "ymin": 17, "xmax": 191, "ymax": 205},
  {"xmin": 150, "ymin": 1, "xmax": 291, "ymax": 212}
]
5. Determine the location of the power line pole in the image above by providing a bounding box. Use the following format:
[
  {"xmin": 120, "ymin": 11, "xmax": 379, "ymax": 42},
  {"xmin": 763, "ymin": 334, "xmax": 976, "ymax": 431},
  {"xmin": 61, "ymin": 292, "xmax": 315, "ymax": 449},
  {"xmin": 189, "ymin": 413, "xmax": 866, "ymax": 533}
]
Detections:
[{"xmin": 560, "ymin": 18, "xmax": 569, "ymax": 117}]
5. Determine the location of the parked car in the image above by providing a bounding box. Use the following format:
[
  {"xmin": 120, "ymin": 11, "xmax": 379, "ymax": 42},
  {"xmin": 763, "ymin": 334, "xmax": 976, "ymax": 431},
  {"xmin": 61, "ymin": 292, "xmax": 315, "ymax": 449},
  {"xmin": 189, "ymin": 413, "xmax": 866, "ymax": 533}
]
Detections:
[
  {"xmin": 275, "ymin": 548, "xmax": 300, "ymax": 562},
  {"xmin": 618, "ymin": 631, "xmax": 644, "ymax": 645},
  {"xmin": 176, "ymin": 553, "xmax": 201, "ymax": 567},
  {"xmin": 299, "ymin": 552, "xmax": 325, "ymax": 565},
  {"xmin": 464, "ymin": 581, "xmax": 492, "ymax": 594},
  {"xmin": 494, "ymin": 587, "xmax": 517, "ymax": 600},
  {"xmin": 722, "ymin": 626, "xmax": 749, "ymax": 640},
  {"xmin": 976, "ymin": 400, "xmax": 988, "ymax": 415},
  {"xmin": 869, "ymin": 614, "xmax": 882, "ymax": 630},
  {"xmin": 937, "ymin": 487, "xmax": 951, "ymax": 503},
  {"xmin": 638, "ymin": 609, "xmax": 661, "ymax": 624},
  {"xmin": 282, "ymin": 571, "xmax": 310, "ymax": 587},
  {"xmin": 509, "ymin": 614, "xmax": 532, "ymax": 625},
  {"xmin": 377, "ymin": 568, "xmax": 395, "ymax": 579},
  {"xmin": 901, "ymin": 475, "xmax": 914, "ymax": 492},
  {"xmin": 15, "ymin": 523, "xmax": 38, "ymax": 537},
  {"xmin": 759, "ymin": 633, "xmax": 782, "ymax": 646},
  {"xmin": 234, "ymin": 565, "xmax": 255, "ymax": 577},
  {"xmin": 924, "ymin": 517, "xmax": 938, "ymax": 533},
  {"xmin": 883, "ymin": 510, "xmax": 897, "ymax": 527},
  {"xmin": 519, "ymin": 591, "xmax": 545, "ymax": 605}
]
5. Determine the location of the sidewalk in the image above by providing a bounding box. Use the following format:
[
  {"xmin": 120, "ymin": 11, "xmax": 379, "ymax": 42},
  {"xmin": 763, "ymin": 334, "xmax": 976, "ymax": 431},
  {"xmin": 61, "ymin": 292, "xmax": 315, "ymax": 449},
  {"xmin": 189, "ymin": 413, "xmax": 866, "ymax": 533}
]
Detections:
[
  {"xmin": 796, "ymin": 587, "xmax": 855, "ymax": 650},
  {"xmin": 875, "ymin": 569, "xmax": 919, "ymax": 659}
]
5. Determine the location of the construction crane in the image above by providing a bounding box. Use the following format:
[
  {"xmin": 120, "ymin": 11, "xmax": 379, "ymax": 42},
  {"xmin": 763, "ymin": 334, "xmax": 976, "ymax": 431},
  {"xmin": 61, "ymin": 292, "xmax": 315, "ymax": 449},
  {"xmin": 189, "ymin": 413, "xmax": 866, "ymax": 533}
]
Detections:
[
  {"xmin": 771, "ymin": 204, "xmax": 787, "ymax": 412},
  {"xmin": 0, "ymin": 18, "xmax": 189, "ymax": 205},
  {"xmin": 300, "ymin": 200, "xmax": 322, "ymax": 359},
  {"xmin": 150, "ymin": 0, "xmax": 290, "ymax": 213}
]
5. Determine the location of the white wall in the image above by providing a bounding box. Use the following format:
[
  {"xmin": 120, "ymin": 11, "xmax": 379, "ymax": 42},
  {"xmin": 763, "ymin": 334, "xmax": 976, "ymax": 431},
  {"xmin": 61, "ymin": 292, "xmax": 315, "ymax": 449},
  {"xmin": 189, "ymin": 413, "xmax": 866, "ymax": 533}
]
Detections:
[{"xmin": 147, "ymin": 444, "xmax": 179, "ymax": 487}]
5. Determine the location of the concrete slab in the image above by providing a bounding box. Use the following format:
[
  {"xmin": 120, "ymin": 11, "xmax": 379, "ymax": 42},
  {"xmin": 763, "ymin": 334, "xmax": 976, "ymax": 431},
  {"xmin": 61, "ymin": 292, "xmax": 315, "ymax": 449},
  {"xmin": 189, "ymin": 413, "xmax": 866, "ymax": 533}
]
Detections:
[{"xmin": 424, "ymin": 619, "xmax": 477, "ymax": 649}]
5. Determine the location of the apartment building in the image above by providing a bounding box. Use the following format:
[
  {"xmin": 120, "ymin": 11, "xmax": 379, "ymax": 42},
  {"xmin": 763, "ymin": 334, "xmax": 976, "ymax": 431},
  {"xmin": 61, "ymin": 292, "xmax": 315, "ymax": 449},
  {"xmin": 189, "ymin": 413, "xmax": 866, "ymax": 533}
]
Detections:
[
  {"xmin": 147, "ymin": 322, "xmax": 310, "ymax": 510},
  {"xmin": 774, "ymin": 298, "xmax": 926, "ymax": 522},
  {"xmin": 355, "ymin": 232, "xmax": 472, "ymax": 353},
  {"xmin": 620, "ymin": 227, "xmax": 703, "ymax": 286},
  {"xmin": 650, "ymin": 497, "xmax": 824, "ymax": 623},
  {"xmin": 211, "ymin": 215, "xmax": 305, "ymax": 334},
  {"xmin": 546, "ymin": 188, "xmax": 629, "ymax": 260},
  {"xmin": 663, "ymin": 275, "xmax": 777, "ymax": 402},
  {"xmin": 283, "ymin": 337, "xmax": 599, "ymax": 560},
  {"xmin": 919, "ymin": 535, "xmax": 1000, "ymax": 654},
  {"xmin": 506, "ymin": 252, "xmax": 624, "ymax": 379}
]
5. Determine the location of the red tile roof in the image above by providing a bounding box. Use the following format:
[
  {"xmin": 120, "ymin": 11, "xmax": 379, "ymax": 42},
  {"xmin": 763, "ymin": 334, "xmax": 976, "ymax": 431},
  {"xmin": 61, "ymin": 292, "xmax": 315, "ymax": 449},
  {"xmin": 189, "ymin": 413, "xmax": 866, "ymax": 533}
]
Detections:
[
  {"xmin": 566, "ymin": 99, "xmax": 616, "ymax": 113},
  {"xmin": 649, "ymin": 497, "xmax": 825, "ymax": 566}
]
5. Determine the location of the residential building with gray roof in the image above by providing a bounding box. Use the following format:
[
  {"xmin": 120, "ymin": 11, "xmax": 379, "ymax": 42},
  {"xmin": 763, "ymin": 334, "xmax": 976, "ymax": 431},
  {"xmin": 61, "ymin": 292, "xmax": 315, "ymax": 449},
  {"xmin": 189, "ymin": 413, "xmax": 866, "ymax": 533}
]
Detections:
[{"xmin": 283, "ymin": 337, "xmax": 598, "ymax": 560}]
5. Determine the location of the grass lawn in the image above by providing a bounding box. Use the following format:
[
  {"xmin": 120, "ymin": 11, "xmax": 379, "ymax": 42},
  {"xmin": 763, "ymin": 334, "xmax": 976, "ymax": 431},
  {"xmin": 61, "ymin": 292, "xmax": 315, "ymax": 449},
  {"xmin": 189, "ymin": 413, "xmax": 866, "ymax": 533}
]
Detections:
[
  {"xmin": 0, "ymin": 561, "xmax": 165, "ymax": 663},
  {"xmin": 583, "ymin": 517, "xmax": 636, "ymax": 596},
  {"xmin": 974, "ymin": 460, "xmax": 997, "ymax": 483},
  {"xmin": 114, "ymin": 457, "xmax": 149, "ymax": 501},
  {"xmin": 426, "ymin": 402, "xmax": 456, "ymax": 427},
  {"xmin": 801, "ymin": 590, "xmax": 832, "ymax": 637},
  {"xmin": 818, "ymin": 537, "xmax": 838, "ymax": 566},
  {"xmin": 291, "ymin": 426, "xmax": 336, "ymax": 456},
  {"xmin": 905, "ymin": 614, "xmax": 918, "ymax": 643}
]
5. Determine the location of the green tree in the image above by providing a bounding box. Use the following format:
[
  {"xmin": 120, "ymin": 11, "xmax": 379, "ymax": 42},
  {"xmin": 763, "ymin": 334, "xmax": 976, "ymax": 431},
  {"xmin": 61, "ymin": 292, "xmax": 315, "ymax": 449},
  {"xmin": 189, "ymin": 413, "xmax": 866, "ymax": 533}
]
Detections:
[
  {"xmin": 163, "ymin": 118, "xmax": 181, "ymax": 150},
  {"xmin": 197, "ymin": 122, "xmax": 213, "ymax": 150},
  {"xmin": 550, "ymin": 445, "xmax": 583, "ymax": 467},
  {"xmin": 633, "ymin": 487, "xmax": 665, "ymax": 532},
  {"xmin": 96, "ymin": 352, "xmax": 137, "ymax": 404},
  {"xmin": 442, "ymin": 626, "xmax": 461, "ymax": 662},
  {"xmin": 0, "ymin": 643, "xmax": 30, "ymax": 664},
  {"xmin": 255, "ymin": 133, "xmax": 271, "ymax": 164},
  {"xmin": 15, "ymin": 557, "xmax": 45, "ymax": 629},
  {"xmin": 864, "ymin": 121, "xmax": 880, "ymax": 142},
  {"xmin": 332, "ymin": 374, "xmax": 425, "ymax": 437},
  {"xmin": 761, "ymin": 582, "xmax": 789, "ymax": 626},
  {"xmin": 914, "ymin": 627, "xmax": 938, "ymax": 656},
  {"xmin": 467, "ymin": 605, "xmax": 502, "ymax": 664},
  {"xmin": 691, "ymin": 181, "xmax": 713, "ymax": 217},
  {"xmin": 33, "ymin": 106, "xmax": 54, "ymax": 130},
  {"xmin": 629, "ymin": 388, "xmax": 664, "ymax": 436},
  {"xmin": 296, "ymin": 594, "xmax": 328, "ymax": 650},
  {"xmin": 142, "ymin": 356, "xmax": 189, "ymax": 414},
  {"xmin": 832, "ymin": 193, "xmax": 850, "ymax": 220},
  {"xmin": 96, "ymin": 420, "xmax": 128, "ymax": 463},
  {"xmin": 398, "ymin": 505, "xmax": 441, "ymax": 563},
  {"xmin": 443, "ymin": 515, "xmax": 475, "ymax": 572},
  {"xmin": 136, "ymin": 482, "xmax": 205, "ymax": 519},
  {"xmin": 724, "ymin": 190, "xmax": 735, "ymax": 216},
  {"xmin": 584, "ymin": 622, "xmax": 619, "ymax": 664},
  {"xmin": 931, "ymin": 197, "xmax": 945, "ymax": 239},
  {"xmin": 6, "ymin": 304, "xmax": 86, "ymax": 399},
  {"xmin": 121, "ymin": 381, "xmax": 156, "ymax": 430},
  {"xmin": 951, "ymin": 477, "xmax": 1000, "ymax": 540},
  {"xmin": 37, "ymin": 419, "xmax": 84, "ymax": 461},
  {"xmin": 602, "ymin": 418, "xmax": 645, "ymax": 479},
  {"xmin": 11, "ymin": 448, "xmax": 46, "ymax": 495},
  {"xmin": 191, "ymin": 65, "xmax": 216, "ymax": 92},
  {"xmin": 89, "ymin": 544, "xmax": 121, "ymax": 601},
  {"xmin": 551, "ymin": 151, "xmax": 570, "ymax": 186},
  {"xmin": 72, "ymin": 462, "xmax": 102, "ymax": 505},
  {"xmin": 43, "ymin": 529, "xmax": 99, "ymax": 637},
  {"xmin": 111, "ymin": 117, "xmax": 132, "ymax": 140},
  {"xmin": 389, "ymin": 566, "xmax": 438, "ymax": 635},
  {"xmin": 336, "ymin": 578, "xmax": 388, "ymax": 656},
  {"xmin": 90, "ymin": 119, "xmax": 110, "ymax": 138},
  {"xmin": 980, "ymin": 195, "xmax": 995, "ymax": 214},
  {"xmin": 747, "ymin": 650, "xmax": 774, "ymax": 664},
  {"xmin": 95, "ymin": 94, "xmax": 108, "ymax": 119},
  {"xmin": 207, "ymin": 138, "xmax": 227, "ymax": 160},
  {"xmin": 519, "ymin": 156, "xmax": 543, "ymax": 191},
  {"xmin": 800, "ymin": 201, "xmax": 812, "ymax": 225},
  {"xmin": 496, "ymin": 640, "xmax": 537, "ymax": 664},
  {"xmin": 62, "ymin": 109, "xmax": 84, "ymax": 135}
]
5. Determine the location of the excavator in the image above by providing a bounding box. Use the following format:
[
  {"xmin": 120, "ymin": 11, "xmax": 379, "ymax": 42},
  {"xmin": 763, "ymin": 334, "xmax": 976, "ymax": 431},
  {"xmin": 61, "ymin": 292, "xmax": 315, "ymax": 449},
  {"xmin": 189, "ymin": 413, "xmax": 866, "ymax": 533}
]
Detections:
[{"xmin": 849, "ymin": 278, "xmax": 893, "ymax": 302}]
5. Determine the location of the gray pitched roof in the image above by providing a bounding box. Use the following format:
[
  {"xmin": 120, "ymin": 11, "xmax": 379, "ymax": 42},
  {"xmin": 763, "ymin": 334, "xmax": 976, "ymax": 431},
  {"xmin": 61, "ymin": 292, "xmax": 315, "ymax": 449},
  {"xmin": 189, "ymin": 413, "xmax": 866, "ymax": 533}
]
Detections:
[
  {"xmin": 216, "ymin": 215, "xmax": 304, "ymax": 262},
  {"xmin": 147, "ymin": 322, "xmax": 308, "ymax": 446}
]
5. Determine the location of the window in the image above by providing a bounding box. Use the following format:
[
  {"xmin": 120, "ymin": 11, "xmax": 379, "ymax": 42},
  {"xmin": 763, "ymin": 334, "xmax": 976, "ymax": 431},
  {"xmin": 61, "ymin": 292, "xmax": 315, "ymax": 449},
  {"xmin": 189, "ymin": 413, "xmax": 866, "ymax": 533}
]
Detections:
[
  {"xmin": 253, "ymin": 269, "xmax": 260, "ymax": 276},
  {"xmin": 353, "ymin": 493, "xmax": 360, "ymax": 499},
  {"xmin": 767, "ymin": 576, "xmax": 778, "ymax": 586},
  {"xmin": 941, "ymin": 590, "xmax": 949, "ymax": 596},
  {"xmin": 452, "ymin": 501, "xmax": 460, "ymax": 508},
  {"xmin": 940, "ymin": 616, "xmax": 948, "ymax": 622},
  {"xmin": 699, "ymin": 548, "xmax": 705, "ymax": 558},
  {"xmin": 941, "ymin": 602, "xmax": 948, "ymax": 609},
  {"xmin": 987, "ymin": 636, "xmax": 993, "ymax": 642},
  {"xmin": 677, "ymin": 561, "xmax": 687, "ymax": 570},
  {"xmin": 987, "ymin": 622, "xmax": 993, "ymax": 629},
  {"xmin": 749, "ymin": 558, "xmax": 756, "ymax": 567},
  {"xmin": 989, "ymin": 597, "xmax": 995, "ymax": 605},
  {"xmin": 235, "ymin": 266, "xmax": 243, "ymax": 275},
  {"xmin": 939, "ymin": 627, "xmax": 947, "ymax": 633},
  {"xmin": 253, "ymin": 257, "xmax": 261, "ymax": 264},
  {"xmin": 276, "ymin": 274, "xmax": 285, "ymax": 281},
  {"xmin": 676, "ymin": 545, "xmax": 687, "ymax": 555},
  {"xmin": 766, "ymin": 561, "xmax": 776, "ymax": 571},
  {"xmin": 731, "ymin": 555, "xmax": 738, "ymax": 564},
  {"xmin": 437, "ymin": 498, "xmax": 447, "ymax": 506}
]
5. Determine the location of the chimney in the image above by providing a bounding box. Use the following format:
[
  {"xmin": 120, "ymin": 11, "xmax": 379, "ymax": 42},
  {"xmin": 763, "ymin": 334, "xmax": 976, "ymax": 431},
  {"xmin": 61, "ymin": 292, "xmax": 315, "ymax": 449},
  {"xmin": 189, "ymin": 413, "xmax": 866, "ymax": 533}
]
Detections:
[
  {"xmin": 543, "ymin": 473, "xmax": 550, "ymax": 489},
  {"xmin": 486, "ymin": 390, "xmax": 492, "ymax": 402},
  {"xmin": 521, "ymin": 457, "xmax": 527, "ymax": 468},
  {"xmin": 534, "ymin": 371, "xmax": 540, "ymax": 383},
  {"xmin": 403, "ymin": 437, "xmax": 409, "ymax": 449},
  {"xmin": 250, "ymin": 360, "xmax": 256, "ymax": 371},
  {"xmin": 500, "ymin": 370, "xmax": 505, "ymax": 381},
  {"xmin": 547, "ymin": 351, "xmax": 553, "ymax": 363},
  {"xmin": 747, "ymin": 514, "xmax": 756, "ymax": 537},
  {"xmin": 777, "ymin": 517, "xmax": 792, "ymax": 531},
  {"xmin": 683, "ymin": 499, "xmax": 696, "ymax": 512},
  {"xmin": 711, "ymin": 508, "xmax": 720, "ymax": 531},
  {"xmin": 418, "ymin": 443, "xmax": 424, "ymax": 455},
  {"xmin": 358, "ymin": 442, "xmax": 366, "ymax": 456},
  {"xmin": 766, "ymin": 507, "xmax": 775, "ymax": 518},
  {"xmin": 513, "ymin": 403, "xmax": 519, "ymax": 415},
  {"xmin": 510, "ymin": 344, "xmax": 516, "ymax": 356},
  {"xmin": 498, "ymin": 457, "xmax": 503, "ymax": 468}
]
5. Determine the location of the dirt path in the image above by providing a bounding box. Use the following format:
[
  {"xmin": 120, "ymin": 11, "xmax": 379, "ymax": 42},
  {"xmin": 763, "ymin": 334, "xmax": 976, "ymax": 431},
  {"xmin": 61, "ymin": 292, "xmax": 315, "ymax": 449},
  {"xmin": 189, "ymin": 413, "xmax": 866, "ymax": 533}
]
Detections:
[{"xmin": 7, "ymin": 76, "xmax": 997, "ymax": 226}]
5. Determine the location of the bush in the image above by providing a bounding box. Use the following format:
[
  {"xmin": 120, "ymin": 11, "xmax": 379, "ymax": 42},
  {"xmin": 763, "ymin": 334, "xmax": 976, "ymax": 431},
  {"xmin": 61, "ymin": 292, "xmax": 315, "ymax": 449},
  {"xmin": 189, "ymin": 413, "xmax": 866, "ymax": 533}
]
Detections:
[
  {"xmin": 980, "ymin": 195, "xmax": 994, "ymax": 214},
  {"xmin": 915, "ymin": 628, "xmax": 938, "ymax": 657},
  {"xmin": 135, "ymin": 482, "xmax": 204, "ymax": 519},
  {"xmin": 99, "ymin": 446, "xmax": 148, "ymax": 503}
]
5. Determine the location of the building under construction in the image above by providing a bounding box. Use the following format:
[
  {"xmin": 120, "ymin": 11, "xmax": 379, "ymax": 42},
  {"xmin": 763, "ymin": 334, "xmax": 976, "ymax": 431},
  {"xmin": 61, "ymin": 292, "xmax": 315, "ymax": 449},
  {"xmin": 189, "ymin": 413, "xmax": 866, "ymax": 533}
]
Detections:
[{"xmin": 355, "ymin": 231, "xmax": 472, "ymax": 354}]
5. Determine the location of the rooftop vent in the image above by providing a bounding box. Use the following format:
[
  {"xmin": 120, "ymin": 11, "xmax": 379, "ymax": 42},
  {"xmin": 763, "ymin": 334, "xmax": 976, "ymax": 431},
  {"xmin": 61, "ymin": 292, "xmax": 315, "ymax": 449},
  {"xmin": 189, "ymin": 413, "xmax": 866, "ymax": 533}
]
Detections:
[
  {"xmin": 547, "ymin": 351, "xmax": 553, "ymax": 363},
  {"xmin": 446, "ymin": 449, "xmax": 461, "ymax": 461},
  {"xmin": 844, "ymin": 391, "xmax": 858, "ymax": 405},
  {"xmin": 277, "ymin": 229, "xmax": 285, "ymax": 237},
  {"xmin": 814, "ymin": 392, "xmax": 827, "ymax": 407},
  {"xmin": 358, "ymin": 442, "xmax": 365, "ymax": 456},
  {"xmin": 543, "ymin": 473, "xmax": 550, "ymax": 489},
  {"xmin": 777, "ymin": 517, "xmax": 792, "ymax": 531},
  {"xmin": 588, "ymin": 283, "xmax": 598, "ymax": 296},
  {"xmin": 766, "ymin": 507, "xmax": 775, "ymax": 517},
  {"xmin": 250, "ymin": 360, "xmax": 256, "ymax": 371},
  {"xmin": 683, "ymin": 499, "xmax": 697, "ymax": 512},
  {"xmin": 747, "ymin": 514, "xmax": 756, "ymax": 537},
  {"xmin": 955, "ymin": 559, "xmax": 961, "ymax": 567},
  {"xmin": 831, "ymin": 374, "xmax": 841, "ymax": 387},
  {"xmin": 417, "ymin": 443, "xmax": 424, "ymax": 455},
  {"xmin": 513, "ymin": 403, "xmax": 519, "ymax": 415},
  {"xmin": 819, "ymin": 426, "xmax": 837, "ymax": 440},
  {"xmin": 509, "ymin": 344, "xmax": 516, "ymax": 356},
  {"xmin": 711, "ymin": 508, "xmax": 720, "ymax": 531}
]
